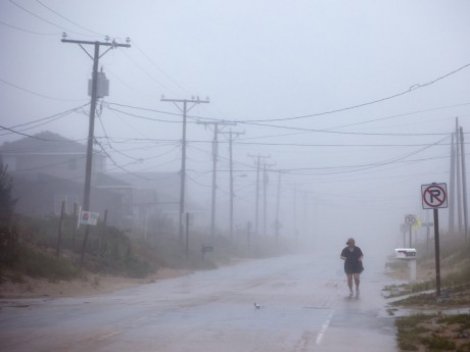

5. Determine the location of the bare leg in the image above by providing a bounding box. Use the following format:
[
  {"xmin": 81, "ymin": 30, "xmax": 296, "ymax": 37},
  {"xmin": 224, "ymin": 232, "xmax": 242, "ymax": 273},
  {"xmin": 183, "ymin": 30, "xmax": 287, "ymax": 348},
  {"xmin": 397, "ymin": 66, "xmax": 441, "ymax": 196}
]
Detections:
[
  {"xmin": 346, "ymin": 274, "xmax": 353, "ymax": 296},
  {"xmin": 353, "ymin": 273, "xmax": 360, "ymax": 296}
]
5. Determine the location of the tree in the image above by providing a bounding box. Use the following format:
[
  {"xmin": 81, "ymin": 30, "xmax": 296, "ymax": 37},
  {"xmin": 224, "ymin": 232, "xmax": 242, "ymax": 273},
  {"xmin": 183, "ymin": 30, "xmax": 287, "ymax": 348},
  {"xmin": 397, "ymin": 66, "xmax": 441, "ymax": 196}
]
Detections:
[
  {"xmin": 0, "ymin": 162, "xmax": 16, "ymax": 227},
  {"xmin": 0, "ymin": 162, "xmax": 18, "ymax": 264}
]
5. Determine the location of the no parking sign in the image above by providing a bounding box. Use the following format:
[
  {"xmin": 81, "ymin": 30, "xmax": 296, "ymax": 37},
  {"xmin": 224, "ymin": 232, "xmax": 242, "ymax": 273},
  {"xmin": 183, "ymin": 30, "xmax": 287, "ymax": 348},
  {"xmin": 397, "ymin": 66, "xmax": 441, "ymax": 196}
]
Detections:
[
  {"xmin": 420, "ymin": 182, "xmax": 447, "ymax": 297},
  {"xmin": 421, "ymin": 183, "xmax": 448, "ymax": 209}
]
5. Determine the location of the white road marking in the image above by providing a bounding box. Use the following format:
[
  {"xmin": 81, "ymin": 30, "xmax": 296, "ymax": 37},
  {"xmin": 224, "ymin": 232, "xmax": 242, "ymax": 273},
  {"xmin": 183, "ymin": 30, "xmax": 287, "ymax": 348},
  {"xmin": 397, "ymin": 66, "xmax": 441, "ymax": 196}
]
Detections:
[{"xmin": 315, "ymin": 311, "xmax": 334, "ymax": 345}]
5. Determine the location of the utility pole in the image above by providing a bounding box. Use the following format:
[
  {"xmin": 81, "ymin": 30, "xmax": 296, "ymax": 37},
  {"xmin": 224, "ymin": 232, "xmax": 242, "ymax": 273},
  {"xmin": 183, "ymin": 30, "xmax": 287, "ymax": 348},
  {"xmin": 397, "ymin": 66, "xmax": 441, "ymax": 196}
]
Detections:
[
  {"xmin": 220, "ymin": 130, "xmax": 244, "ymax": 238},
  {"xmin": 161, "ymin": 96, "xmax": 209, "ymax": 241},
  {"xmin": 456, "ymin": 118, "xmax": 463, "ymax": 233},
  {"xmin": 199, "ymin": 121, "xmax": 235, "ymax": 238},
  {"xmin": 449, "ymin": 132, "xmax": 456, "ymax": 235},
  {"xmin": 293, "ymin": 186, "xmax": 298, "ymax": 238},
  {"xmin": 274, "ymin": 170, "xmax": 283, "ymax": 240},
  {"xmin": 262, "ymin": 162, "xmax": 275, "ymax": 236},
  {"xmin": 248, "ymin": 154, "xmax": 270, "ymax": 236},
  {"xmin": 460, "ymin": 126, "xmax": 468, "ymax": 241},
  {"xmin": 62, "ymin": 36, "xmax": 130, "ymax": 265}
]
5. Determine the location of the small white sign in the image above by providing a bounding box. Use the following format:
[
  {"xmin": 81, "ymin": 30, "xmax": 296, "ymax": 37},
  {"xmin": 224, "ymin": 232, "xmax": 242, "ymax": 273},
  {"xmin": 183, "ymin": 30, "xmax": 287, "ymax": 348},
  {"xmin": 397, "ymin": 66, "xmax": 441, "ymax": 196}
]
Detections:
[
  {"xmin": 79, "ymin": 210, "xmax": 100, "ymax": 226},
  {"xmin": 421, "ymin": 183, "xmax": 448, "ymax": 209},
  {"xmin": 405, "ymin": 214, "xmax": 416, "ymax": 226}
]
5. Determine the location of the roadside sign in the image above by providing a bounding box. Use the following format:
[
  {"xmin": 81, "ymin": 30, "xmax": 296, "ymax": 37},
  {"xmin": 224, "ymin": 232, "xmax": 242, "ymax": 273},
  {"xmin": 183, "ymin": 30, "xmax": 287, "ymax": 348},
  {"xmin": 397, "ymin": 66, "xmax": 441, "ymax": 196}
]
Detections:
[
  {"xmin": 420, "ymin": 182, "xmax": 446, "ymax": 297},
  {"xmin": 405, "ymin": 214, "xmax": 416, "ymax": 226},
  {"xmin": 421, "ymin": 183, "xmax": 448, "ymax": 209},
  {"xmin": 79, "ymin": 210, "xmax": 100, "ymax": 226},
  {"xmin": 400, "ymin": 224, "xmax": 407, "ymax": 234}
]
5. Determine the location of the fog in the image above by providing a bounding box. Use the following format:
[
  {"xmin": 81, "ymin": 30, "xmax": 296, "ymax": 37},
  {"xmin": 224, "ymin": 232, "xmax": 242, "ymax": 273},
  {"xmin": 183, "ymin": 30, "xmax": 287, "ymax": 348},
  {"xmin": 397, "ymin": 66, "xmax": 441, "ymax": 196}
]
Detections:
[{"xmin": 1, "ymin": 0, "xmax": 470, "ymax": 259}]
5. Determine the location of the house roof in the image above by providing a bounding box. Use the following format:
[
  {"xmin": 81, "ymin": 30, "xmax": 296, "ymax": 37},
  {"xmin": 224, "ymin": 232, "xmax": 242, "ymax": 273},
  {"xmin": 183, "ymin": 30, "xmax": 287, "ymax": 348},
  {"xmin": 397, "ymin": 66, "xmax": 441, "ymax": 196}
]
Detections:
[{"xmin": 0, "ymin": 131, "xmax": 89, "ymax": 155}]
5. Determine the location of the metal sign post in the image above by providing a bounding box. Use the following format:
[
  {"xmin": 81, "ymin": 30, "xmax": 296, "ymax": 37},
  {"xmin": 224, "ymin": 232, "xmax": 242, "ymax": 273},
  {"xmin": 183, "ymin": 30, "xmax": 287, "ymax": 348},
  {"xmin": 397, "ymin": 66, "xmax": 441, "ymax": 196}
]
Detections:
[
  {"xmin": 421, "ymin": 182, "xmax": 448, "ymax": 297},
  {"xmin": 405, "ymin": 214, "xmax": 417, "ymax": 248}
]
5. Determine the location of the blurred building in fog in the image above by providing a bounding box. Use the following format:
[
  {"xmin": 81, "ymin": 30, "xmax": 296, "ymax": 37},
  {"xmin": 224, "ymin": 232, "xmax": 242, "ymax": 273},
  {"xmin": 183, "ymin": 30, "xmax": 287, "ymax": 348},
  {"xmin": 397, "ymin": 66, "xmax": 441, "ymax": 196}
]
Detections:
[{"xmin": 0, "ymin": 131, "xmax": 189, "ymax": 235}]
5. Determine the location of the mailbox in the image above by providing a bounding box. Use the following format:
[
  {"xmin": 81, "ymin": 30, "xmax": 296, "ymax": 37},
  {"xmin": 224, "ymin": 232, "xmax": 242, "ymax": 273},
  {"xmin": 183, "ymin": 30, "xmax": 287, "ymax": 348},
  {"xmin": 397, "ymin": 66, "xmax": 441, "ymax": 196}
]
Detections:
[{"xmin": 395, "ymin": 248, "xmax": 417, "ymax": 259}]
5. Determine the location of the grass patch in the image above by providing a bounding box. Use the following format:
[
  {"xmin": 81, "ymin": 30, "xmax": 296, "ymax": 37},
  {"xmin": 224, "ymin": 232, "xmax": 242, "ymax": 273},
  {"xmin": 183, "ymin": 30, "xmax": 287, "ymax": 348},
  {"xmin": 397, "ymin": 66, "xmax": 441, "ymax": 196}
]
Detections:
[
  {"xmin": 391, "ymin": 284, "xmax": 470, "ymax": 307},
  {"xmin": 420, "ymin": 335, "xmax": 456, "ymax": 350},
  {"xmin": 7, "ymin": 244, "xmax": 80, "ymax": 281},
  {"xmin": 396, "ymin": 314, "xmax": 431, "ymax": 351},
  {"xmin": 396, "ymin": 314, "xmax": 470, "ymax": 351}
]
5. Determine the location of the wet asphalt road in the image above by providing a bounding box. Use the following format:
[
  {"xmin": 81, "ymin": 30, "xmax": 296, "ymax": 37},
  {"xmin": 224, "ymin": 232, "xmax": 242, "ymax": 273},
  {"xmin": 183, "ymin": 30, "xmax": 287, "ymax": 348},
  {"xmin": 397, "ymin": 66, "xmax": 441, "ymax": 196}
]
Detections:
[{"xmin": 0, "ymin": 252, "xmax": 397, "ymax": 351}]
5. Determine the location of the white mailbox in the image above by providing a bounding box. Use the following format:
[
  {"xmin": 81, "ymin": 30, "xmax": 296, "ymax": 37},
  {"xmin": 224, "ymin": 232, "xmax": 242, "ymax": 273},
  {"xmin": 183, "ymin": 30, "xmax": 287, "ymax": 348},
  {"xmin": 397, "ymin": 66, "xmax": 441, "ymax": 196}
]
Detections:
[{"xmin": 395, "ymin": 248, "xmax": 417, "ymax": 259}]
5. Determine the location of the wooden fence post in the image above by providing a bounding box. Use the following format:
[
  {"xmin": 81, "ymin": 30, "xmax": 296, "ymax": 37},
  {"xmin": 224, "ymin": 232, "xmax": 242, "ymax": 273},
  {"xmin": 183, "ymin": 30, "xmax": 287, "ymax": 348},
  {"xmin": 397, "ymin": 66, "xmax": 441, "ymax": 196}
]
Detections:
[{"xmin": 56, "ymin": 201, "xmax": 66, "ymax": 257}]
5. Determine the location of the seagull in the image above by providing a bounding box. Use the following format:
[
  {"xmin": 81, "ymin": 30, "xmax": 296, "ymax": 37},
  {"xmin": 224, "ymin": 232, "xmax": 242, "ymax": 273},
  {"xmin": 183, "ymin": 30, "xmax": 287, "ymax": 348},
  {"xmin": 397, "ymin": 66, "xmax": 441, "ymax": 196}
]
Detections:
[{"xmin": 254, "ymin": 302, "xmax": 262, "ymax": 309}]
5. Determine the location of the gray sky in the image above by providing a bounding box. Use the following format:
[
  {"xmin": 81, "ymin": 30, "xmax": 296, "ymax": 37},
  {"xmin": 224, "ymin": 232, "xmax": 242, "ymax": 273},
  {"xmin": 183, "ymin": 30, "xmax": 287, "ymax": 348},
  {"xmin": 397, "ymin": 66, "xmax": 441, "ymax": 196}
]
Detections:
[{"xmin": 1, "ymin": 0, "xmax": 470, "ymax": 252}]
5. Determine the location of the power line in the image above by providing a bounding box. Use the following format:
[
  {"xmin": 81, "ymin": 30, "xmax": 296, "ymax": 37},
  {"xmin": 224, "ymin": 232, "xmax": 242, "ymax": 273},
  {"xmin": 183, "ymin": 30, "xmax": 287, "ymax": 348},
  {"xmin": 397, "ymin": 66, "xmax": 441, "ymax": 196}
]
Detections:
[
  {"xmin": 0, "ymin": 76, "xmax": 86, "ymax": 102},
  {"xmin": 132, "ymin": 41, "xmax": 189, "ymax": 94},
  {"xmin": 82, "ymin": 135, "xmax": 466, "ymax": 148},
  {"xmin": 0, "ymin": 125, "xmax": 50, "ymax": 140},
  {"xmin": 8, "ymin": 0, "xmax": 83, "ymax": 34},
  {"xmin": 0, "ymin": 103, "xmax": 89, "ymax": 137},
  {"xmin": 326, "ymin": 102, "xmax": 470, "ymax": 131},
  {"xmin": 106, "ymin": 101, "xmax": 460, "ymax": 137},
  {"xmin": 105, "ymin": 63, "xmax": 470, "ymax": 124},
  {"xmin": 0, "ymin": 18, "xmax": 58, "ymax": 35},
  {"xmin": 106, "ymin": 104, "xmax": 182, "ymax": 123},
  {"xmin": 238, "ymin": 120, "xmax": 452, "ymax": 137},
  {"xmin": 94, "ymin": 139, "xmax": 150, "ymax": 180},
  {"xmin": 34, "ymin": 0, "xmax": 103, "ymax": 36},
  {"xmin": 283, "ymin": 136, "xmax": 450, "ymax": 176},
  {"xmin": 233, "ymin": 141, "xmax": 462, "ymax": 148},
  {"xmin": 119, "ymin": 50, "xmax": 170, "ymax": 91},
  {"xmin": 96, "ymin": 115, "xmax": 143, "ymax": 163},
  {"xmin": 234, "ymin": 61, "xmax": 470, "ymax": 123},
  {"xmin": 7, "ymin": 154, "xmax": 87, "ymax": 173}
]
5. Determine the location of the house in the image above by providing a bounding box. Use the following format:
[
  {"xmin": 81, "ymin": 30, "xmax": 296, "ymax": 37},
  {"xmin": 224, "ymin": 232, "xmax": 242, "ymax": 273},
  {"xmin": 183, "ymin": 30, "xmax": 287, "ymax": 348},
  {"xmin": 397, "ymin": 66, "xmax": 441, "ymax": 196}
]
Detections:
[
  {"xmin": 0, "ymin": 131, "xmax": 105, "ymax": 183},
  {"xmin": 110, "ymin": 172, "xmax": 180, "ymax": 238},
  {"xmin": 0, "ymin": 131, "xmax": 132, "ymax": 227}
]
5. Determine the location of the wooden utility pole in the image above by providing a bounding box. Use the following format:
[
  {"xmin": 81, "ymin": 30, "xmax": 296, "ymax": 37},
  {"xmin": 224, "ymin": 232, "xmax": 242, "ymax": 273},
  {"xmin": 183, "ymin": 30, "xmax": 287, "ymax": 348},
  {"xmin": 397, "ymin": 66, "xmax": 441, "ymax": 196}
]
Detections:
[
  {"xmin": 460, "ymin": 126, "xmax": 468, "ymax": 241},
  {"xmin": 220, "ymin": 130, "xmax": 244, "ymax": 238},
  {"xmin": 55, "ymin": 201, "xmax": 66, "ymax": 257},
  {"xmin": 185, "ymin": 212, "xmax": 190, "ymax": 259},
  {"xmin": 161, "ymin": 97, "xmax": 209, "ymax": 241},
  {"xmin": 100, "ymin": 209, "xmax": 108, "ymax": 254},
  {"xmin": 248, "ymin": 154, "xmax": 270, "ymax": 236},
  {"xmin": 199, "ymin": 121, "xmax": 235, "ymax": 238},
  {"xmin": 456, "ymin": 118, "xmax": 463, "ymax": 233},
  {"xmin": 262, "ymin": 162, "xmax": 275, "ymax": 236},
  {"xmin": 263, "ymin": 163, "xmax": 268, "ymax": 236},
  {"xmin": 293, "ymin": 185, "xmax": 300, "ymax": 239},
  {"xmin": 449, "ymin": 133, "xmax": 456, "ymax": 235},
  {"xmin": 62, "ymin": 36, "xmax": 130, "ymax": 265},
  {"xmin": 274, "ymin": 170, "xmax": 282, "ymax": 240}
]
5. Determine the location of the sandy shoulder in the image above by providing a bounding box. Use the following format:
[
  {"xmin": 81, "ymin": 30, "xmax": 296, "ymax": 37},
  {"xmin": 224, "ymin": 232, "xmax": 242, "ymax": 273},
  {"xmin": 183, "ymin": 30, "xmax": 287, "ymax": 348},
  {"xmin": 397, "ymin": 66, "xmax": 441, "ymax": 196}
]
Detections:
[{"xmin": 0, "ymin": 268, "xmax": 190, "ymax": 299}]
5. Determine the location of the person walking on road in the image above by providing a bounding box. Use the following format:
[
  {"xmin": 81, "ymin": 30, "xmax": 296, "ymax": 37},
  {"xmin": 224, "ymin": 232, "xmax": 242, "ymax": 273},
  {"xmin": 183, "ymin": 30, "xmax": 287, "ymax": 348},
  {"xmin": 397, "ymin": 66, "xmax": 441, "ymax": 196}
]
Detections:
[{"xmin": 340, "ymin": 238, "xmax": 364, "ymax": 298}]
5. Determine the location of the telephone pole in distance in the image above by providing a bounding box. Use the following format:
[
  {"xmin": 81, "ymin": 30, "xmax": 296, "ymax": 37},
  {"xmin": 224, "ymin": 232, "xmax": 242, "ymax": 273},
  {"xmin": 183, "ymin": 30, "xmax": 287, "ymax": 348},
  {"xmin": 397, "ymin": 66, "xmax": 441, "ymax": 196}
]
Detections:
[
  {"xmin": 220, "ymin": 129, "xmax": 244, "ymax": 238},
  {"xmin": 161, "ymin": 96, "xmax": 209, "ymax": 241},
  {"xmin": 248, "ymin": 154, "xmax": 270, "ymax": 236},
  {"xmin": 198, "ymin": 120, "xmax": 236, "ymax": 238}
]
